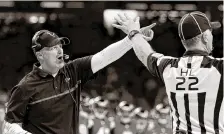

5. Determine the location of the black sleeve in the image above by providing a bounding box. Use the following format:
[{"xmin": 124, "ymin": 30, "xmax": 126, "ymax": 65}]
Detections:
[
  {"xmin": 213, "ymin": 58, "xmax": 223, "ymax": 74},
  {"xmin": 5, "ymin": 86, "xmax": 30, "ymax": 123},
  {"xmin": 147, "ymin": 53, "xmax": 176, "ymax": 82},
  {"xmin": 64, "ymin": 55, "xmax": 97, "ymax": 87},
  {"xmin": 147, "ymin": 53, "xmax": 163, "ymax": 78}
]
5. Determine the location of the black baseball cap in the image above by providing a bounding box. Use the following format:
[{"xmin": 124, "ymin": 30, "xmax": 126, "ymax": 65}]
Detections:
[
  {"xmin": 178, "ymin": 11, "xmax": 221, "ymax": 40},
  {"xmin": 32, "ymin": 30, "xmax": 70, "ymax": 52}
]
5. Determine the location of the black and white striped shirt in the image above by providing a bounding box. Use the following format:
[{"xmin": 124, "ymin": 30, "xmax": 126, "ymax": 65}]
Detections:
[{"xmin": 147, "ymin": 50, "xmax": 223, "ymax": 134}]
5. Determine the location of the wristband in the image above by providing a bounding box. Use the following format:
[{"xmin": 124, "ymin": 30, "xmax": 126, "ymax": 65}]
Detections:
[{"xmin": 128, "ymin": 30, "xmax": 140, "ymax": 40}]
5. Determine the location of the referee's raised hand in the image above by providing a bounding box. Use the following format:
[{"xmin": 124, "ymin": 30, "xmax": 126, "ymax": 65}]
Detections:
[{"xmin": 140, "ymin": 23, "xmax": 156, "ymax": 41}]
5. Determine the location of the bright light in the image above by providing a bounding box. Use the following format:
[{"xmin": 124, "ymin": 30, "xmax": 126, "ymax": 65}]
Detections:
[
  {"xmin": 40, "ymin": 2, "xmax": 63, "ymax": 8},
  {"xmin": 179, "ymin": 11, "xmax": 188, "ymax": 17},
  {"xmin": 168, "ymin": 11, "xmax": 179, "ymax": 21},
  {"xmin": 66, "ymin": 2, "xmax": 84, "ymax": 8},
  {"xmin": 29, "ymin": 16, "xmax": 38, "ymax": 24},
  {"xmin": 146, "ymin": 11, "xmax": 159, "ymax": 20},
  {"xmin": 39, "ymin": 16, "xmax": 46, "ymax": 23},
  {"xmin": 175, "ymin": 4, "xmax": 197, "ymax": 11},
  {"xmin": 0, "ymin": 1, "xmax": 14, "ymax": 7},
  {"xmin": 150, "ymin": 4, "xmax": 172, "ymax": 11},
  {"xmin": 168, "ymin": 11, "xmax": 179, "ymax": 17},
  {"xmin": 125, "ymin": 3, "xmax": 148, "ymax": 10},
  {"xmin": 159, "ymin": 11, "xmax": 168, "ymax": 16},
  {"xmin": 137, "ymin": 11, "xmax": 146, "ymax": 20},
  {"xmin": 168, "ymin": 11, "xmax": 179, "ymax": 20},
  {"xmin": 218, "ymin": 4, "xmax": 223, "ymax": 11},
  {"xmin": 103, "ymin": 9, "xmax": 138, "ymax": 36}
]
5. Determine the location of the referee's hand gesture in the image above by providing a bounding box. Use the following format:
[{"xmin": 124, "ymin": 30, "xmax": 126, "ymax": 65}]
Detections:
[{"xmin": 140, "ymin": 23, "xmax": 156, "ymax": 41}]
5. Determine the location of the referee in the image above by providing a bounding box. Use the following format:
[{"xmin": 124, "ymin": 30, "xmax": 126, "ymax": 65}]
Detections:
[{"xmin": 113, "ymin": 11, "xmax": 223, "ymax": 134}]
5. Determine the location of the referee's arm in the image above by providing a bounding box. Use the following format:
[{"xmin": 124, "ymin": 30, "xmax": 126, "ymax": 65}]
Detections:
[
  {"xmin": 129, "ymin": 33, "xmax": 172, "ymax": 81},
  {"xmin": 130, "ymin": 33, "xmax": 155, "ymax": 67}
]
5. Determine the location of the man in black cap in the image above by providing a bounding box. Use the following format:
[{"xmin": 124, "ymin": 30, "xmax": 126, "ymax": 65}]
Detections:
[
  {"xmin": 113, "ymin": 11, "xmax": 223, "ymax": 134},
  {"xmin": 2, "ymin": 26, "xmax": 154, "ymax": 134}
]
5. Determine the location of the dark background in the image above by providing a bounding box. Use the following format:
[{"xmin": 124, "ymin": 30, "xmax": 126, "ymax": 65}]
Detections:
[
  {"xmin": 0, "ymin": 1, "xmax": 223, "ymax": 107},
  {"xmin": 0, "ymin": 1, "xmax": 223, "ymax": 133}
]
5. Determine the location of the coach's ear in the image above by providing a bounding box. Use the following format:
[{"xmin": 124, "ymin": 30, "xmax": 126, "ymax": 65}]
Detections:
[{"xmin": 36, "ymin": 51, "xmax": 44, "ymax": 61}]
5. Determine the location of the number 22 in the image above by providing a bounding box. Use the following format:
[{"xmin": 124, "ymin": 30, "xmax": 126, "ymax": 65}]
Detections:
[{"xmin": 176, "ymin": 77, "xmax": 199, "ymax": 90}]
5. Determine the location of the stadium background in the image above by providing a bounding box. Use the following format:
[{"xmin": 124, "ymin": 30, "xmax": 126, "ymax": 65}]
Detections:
[{"xmin": 0, "ymin": 1, "xmax": 223, "ymax": 134}]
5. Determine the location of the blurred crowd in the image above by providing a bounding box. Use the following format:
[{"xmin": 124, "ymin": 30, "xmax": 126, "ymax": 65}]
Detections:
[
  {"xmin": 77, "ymin": 95, "xmax": 171, "ymax": 134},
  {"xmin": 0, "ymin": 1, "xmax": 223, "ymax": 134}
]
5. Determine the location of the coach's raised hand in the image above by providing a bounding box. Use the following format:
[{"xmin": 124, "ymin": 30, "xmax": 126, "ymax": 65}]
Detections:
[
  {"xmin": 112, "ymin": 13, "xmax": 140, "ymax": 34},
  {"xmin": 112, "ymin": 13, "xmax": 156, "ymax": 41},
  {"xmin": 112, "ymin": 13, "xmax": 156, "ymax": 67}
]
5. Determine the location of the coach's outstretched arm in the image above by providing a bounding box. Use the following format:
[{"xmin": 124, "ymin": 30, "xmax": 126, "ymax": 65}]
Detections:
[
  {"xmin": 91, "ymin": 19, "xmax": 155, "ymax": 73},
  {"xmin": 91, "ymin": 36, "xmax": 133, "ymax": 73},
  {"xmin": 112, "ymin": 14, "xmax": 156, "ymax": 67}
]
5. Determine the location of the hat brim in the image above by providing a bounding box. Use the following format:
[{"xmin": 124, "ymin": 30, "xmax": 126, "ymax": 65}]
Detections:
[
  {"xmin": 51, "ymin": 37, "xmax": 70, "ymax": 47},
  {"xmin": 211, "ymin": 21, "xmax": 221, "ymax": 29}
]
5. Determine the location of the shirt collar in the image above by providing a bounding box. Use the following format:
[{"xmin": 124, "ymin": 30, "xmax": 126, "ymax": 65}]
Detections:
[
  {"xmin": 32, "ymin": 63, "xmax": 66, "ymax": 78},
  {"xmin": 183, "ymin": 50, "xmax": 209, "ymax": 57}
]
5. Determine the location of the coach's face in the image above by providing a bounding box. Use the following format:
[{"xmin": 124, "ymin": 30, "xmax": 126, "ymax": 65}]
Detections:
[{"xmin": 37, "ymin": 44, "xmax": 65, "ymax": 73}]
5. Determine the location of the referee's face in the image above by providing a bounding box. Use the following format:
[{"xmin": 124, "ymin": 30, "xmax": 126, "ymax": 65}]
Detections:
[{"xmin": 38, "ymin": 44, "xmax": 65, "ymax": 72}]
